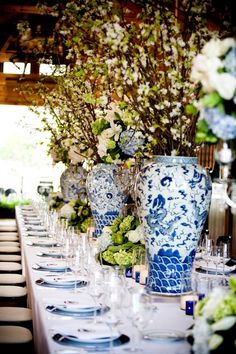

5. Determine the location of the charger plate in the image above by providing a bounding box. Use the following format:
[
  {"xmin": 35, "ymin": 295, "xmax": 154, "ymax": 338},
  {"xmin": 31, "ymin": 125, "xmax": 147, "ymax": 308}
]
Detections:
[
  {"xmin": 46, "ymin": 304, "xmax": 109, "ymax": 317},
  {"xmin": 143, "ymin": 329, "xmax": 186, "ymax": 341},
  {"xmin": 52, "ymin": 333, "xmax": 129, "ymax": 351},
  {"xmin": 36, "ymin": 279, "xmax": 87, "ymax": 289}
]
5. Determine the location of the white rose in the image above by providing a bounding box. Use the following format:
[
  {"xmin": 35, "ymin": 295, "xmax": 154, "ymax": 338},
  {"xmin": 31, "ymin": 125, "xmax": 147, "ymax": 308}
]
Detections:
[
  {"xmin": 202, "ymin": 37, "xmax": 235, "ymax": 58},
  {"xmin": 191, "ymin": 55, "xmax": 223, "ymax": 93},
  {"xmin": 126, "ymin": 229, "xmax": 140, "ymax": 243},
  {"xmin": 97, "ymin": 135, "xmax": 110, "ymax": 157},
  {"xmin": 203, "ymin": 287, "xmax": 226, "ymax": 318},
  {"xmin": 59, "ymin": 204, "xmax": 74, "ymax": 218},
  {"xmin": 68, "ymin": 146, "xmax": 83, "ymax": 164},
  {"xmin": 212, "ymin": 72, "xmax": 236, "ymax": 100},
  {"xmin": 102, "ymin": 226, "xmax": 112, "ymax": 235},
  {"xmin": 135, "ymin": 224, "xmax": 145, "ymax": 243}
]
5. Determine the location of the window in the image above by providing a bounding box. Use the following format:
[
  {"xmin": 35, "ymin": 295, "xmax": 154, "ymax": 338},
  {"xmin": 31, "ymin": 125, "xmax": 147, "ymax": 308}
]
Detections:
[{"xmin": 3, "ymin": 62, "xmax": 31, "ymax": 74}]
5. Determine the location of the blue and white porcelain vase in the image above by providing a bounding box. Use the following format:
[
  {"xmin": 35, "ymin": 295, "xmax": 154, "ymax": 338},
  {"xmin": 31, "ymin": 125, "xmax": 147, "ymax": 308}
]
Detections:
[
  {"xmin": 86, "ymin": 163, "xmax": 129, "ymax": 237},
  {"xmin": 135, "ymin": 156, "xmax": 212, "ymax": 295},
  {"xmin": 60, "ymin": 164, "xmax": 87, "ymax": 202}
]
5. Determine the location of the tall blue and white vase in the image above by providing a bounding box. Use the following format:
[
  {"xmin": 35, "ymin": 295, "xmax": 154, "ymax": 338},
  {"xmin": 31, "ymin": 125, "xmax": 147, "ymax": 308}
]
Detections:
[
  {"xmin": 86, "ymin": 163, "xmax": 129, "ymax": 237},
  {"xmin": 135, "ymin": 156, "xmax": 212, "ymax": 295}
]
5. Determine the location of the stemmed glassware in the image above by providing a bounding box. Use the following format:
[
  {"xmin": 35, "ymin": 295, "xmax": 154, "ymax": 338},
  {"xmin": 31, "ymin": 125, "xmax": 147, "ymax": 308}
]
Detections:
[
  {"xmin": 120, "ymin": 288, "xmax": 147, "ymax": 353},
  {"xmin": 201, "ymin": 238, "xmax": 214, "ymax": 274},
  {"xmin": 211, "ymin": 244, "xmax": 230, "ymax": 283},
  {"xmin": 87, "ymin": 269, "xmax": 105, "ymax": 324}
]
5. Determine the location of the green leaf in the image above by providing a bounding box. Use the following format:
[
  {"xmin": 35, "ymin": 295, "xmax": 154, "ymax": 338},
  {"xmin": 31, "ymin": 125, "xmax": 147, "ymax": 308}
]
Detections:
[
  {"xmin": 195, "ymin": 119, "xmax": 218, "ymax": 144},
  {"xmin": 208, "ymin": 334, "xmax": 224, "ymax": 350},
  {"xmin": 185, "ymin": 104, "xmax": 198, "ymax": 116},
  {"xmin": 72, "ymin": 36, "xmax": 79, "ymax": 43},
  {"xmin": 211, "ymin": 316, "xmax": 236, "ymax": 332},
  {"xmin": 200, "ymin": 92, "xmax": 222, "ymax": 108}
]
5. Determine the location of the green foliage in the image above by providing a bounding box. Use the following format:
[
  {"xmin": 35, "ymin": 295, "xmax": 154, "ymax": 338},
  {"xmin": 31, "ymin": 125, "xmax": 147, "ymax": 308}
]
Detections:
[
  {"xmin": 0, "ymin": 196, "xmax": 30, "ymax": 218},
  {"xmin": 195, "ymin": 119, "xmax": 218, "ymax": 144},
  {"xmin": 97, "ymin": 214, "xmax": 145, "ymax": 268},
  {"xmin": 48, "ymin": 193, "xmax": 93, "ymax": 233}
]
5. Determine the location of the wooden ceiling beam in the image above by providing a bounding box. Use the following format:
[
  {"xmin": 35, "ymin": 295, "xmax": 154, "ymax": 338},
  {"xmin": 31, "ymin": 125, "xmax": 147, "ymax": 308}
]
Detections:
[
  {"xmin": 0, "ymin": 72, "xmax": 55, "ymax": 105},
  {"xmin": 1, "ymin": 5, "xmax": 53, "ymax": 15}
]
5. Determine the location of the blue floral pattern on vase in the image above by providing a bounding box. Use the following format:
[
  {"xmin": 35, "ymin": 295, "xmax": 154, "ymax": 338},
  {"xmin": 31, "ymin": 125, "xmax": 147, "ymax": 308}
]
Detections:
[
  {"xmin": 60, "ymin": 165, "xmax": 87, "ymax": 202},
  {"xmin": 86, "ymin": 163, "xmax": 129, "ymax": 237},
  {"xmin": 135, "ymin": 156, "xmax": 212, "ymax": 295}
]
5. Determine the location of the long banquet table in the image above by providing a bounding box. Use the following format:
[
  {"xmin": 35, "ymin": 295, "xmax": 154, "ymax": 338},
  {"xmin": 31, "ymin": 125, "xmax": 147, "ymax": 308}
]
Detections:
[{"xmin": 16, "ymin": 205, "xmax": 194, "ymax": 354}]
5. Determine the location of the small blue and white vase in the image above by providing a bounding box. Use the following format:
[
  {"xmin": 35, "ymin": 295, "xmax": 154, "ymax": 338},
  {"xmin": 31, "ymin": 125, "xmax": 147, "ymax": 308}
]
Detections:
[
  {"xmin": 60, "ymin": 164, "xmax": 87, "ymax": 202},
  {"xmin": 86, "ymin": 163, "xmax": 129, "ymax": 237},
  {"xmin": 135, "ymin": 156, "xmax": 212, "ymax": 295}
]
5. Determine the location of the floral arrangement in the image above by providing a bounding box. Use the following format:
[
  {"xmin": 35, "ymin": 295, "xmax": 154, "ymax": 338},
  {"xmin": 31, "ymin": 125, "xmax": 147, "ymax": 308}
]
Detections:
[
  {"xmin": 92, "ymin": 102, "xmax": 145, "ymax": 165},
  {"xmin": 48, "ymin": 192, "xmax": 93, "ymax": 232},
  {"xmin": 96, "ymin": 214, "xmax": 145, "ymax": 267},
  {"xmin": 17, "ymin": 1, "xmax": 235, "ymax": 162},
  {"xmin": 187, "ymin": 277, "xmax": 236, "ymax": 354},
  {"xmin": 95, "ymin": 0, "xmax": 219, "ymax": 157},
  {"xmin": 190, "ymin": 37, "xmax": 236, "ymax": 143}
]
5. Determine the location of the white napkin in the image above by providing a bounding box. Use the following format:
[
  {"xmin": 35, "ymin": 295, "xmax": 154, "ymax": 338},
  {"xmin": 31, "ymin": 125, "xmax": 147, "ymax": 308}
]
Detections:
[
  {"xmin": 42, "ymin": 274, "xmax": 77, "ymax": 283},
  {"xmin": 35, "ymin": 260, "xmax": 67, "ymax": 270}
]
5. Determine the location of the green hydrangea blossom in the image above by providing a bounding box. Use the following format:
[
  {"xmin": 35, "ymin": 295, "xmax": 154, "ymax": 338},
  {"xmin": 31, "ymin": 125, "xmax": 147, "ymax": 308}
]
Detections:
[
  {"xmin": 113, "ymin": 249, "xmax": 134, "ymax": 267},
  {"xmin": 92, "ymin": 118, "xmax": 110, "ymax": 136},
  {"xmin": 102, "ymin": 249, "xmax": 117, "ymax": 265},
  {"xmin": 119, "ymin": 215, "xmax": 135, "ymax": 232}
]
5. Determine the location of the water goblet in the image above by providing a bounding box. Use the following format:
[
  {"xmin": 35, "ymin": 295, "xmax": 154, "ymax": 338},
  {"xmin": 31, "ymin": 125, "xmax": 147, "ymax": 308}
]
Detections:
[
  {"xmin": 87, "ymin": 270, "xmax": 104, "ymax": 324},
  {"xmin": 201, "ymin": 238, "xmax": 214, "ymax": 274},
  {"xmin": 121, "ymin": 287, "xmax": 145, "ymax": 353}
]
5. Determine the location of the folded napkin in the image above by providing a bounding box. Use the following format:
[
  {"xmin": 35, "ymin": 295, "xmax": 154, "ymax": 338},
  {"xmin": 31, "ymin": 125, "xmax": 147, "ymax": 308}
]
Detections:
[
  {"xmin": 43, "ymin": 274, "xmax": 77, "ymax": 283},
  {"xmin": 34, "ymin": 260, "xmax": 67, "ymax": 270}
]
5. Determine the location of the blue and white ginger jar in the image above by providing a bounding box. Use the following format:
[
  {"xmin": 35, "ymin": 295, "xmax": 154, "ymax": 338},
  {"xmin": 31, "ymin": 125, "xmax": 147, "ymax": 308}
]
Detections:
[
  {"xmin": 60, "ymin": 165, "xmax": 87, "ymax": 202},
  {"xmin": 135, "ymin": 156, "xmax": 212, "ymax": 295},
  {"xmin": 86, "ymin": 163, "xmax": 129, "ymax": 237}
]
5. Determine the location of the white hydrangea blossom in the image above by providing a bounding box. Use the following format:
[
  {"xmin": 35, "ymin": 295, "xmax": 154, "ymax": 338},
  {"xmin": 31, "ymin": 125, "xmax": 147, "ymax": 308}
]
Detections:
[
  {"xmin": 59, "ymin": 204, "xmax": 75, "ymax": 218},
  {"xmin": 192, "ymin": 317, "xmax": 211, "ymax": 354},
  {"xmin": 97, "ymin": 226, "xmax": 113, "ymax": 251}
]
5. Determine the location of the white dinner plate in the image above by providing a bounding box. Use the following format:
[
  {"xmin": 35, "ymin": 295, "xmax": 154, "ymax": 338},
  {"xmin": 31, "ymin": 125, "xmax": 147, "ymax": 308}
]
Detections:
[{"xmin": 55, "ymin": 303, "xmax": 101, "ymax": 313}]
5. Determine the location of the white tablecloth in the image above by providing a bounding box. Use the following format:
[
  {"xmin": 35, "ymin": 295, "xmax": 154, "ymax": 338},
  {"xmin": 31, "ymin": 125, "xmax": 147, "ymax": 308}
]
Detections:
[{"xmin": 16, "ymin": 206, "xmax": 193, "ymax": 354}]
